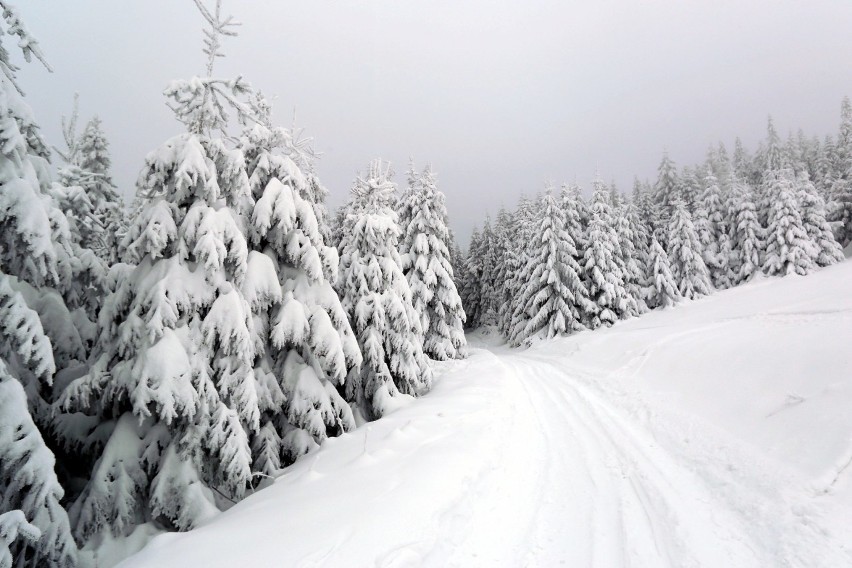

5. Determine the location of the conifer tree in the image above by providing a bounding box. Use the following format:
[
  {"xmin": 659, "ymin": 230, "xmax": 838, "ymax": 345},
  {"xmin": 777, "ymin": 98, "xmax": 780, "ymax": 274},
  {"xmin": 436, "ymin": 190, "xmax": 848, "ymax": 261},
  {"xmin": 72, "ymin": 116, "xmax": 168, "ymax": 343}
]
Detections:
[
  {"xmin": 654, "ymin": 152, "xmax": 681, "ymax": 211},
  {"xmin": 733, "ymin": 137, "xmax": 758, "ymax": 186},
  {"xmin": 490, "ymin": 206, "xmax": 516, "ymax": 336},
  {"xmin": 729, "ymin": 178, "xmax": 764, "ymax": 285},
  {"xmin": 796, "ymin": 171, "xmax": 844, "ymax": 267},
  {"xmin": 582, "ymin": 180, "xmax": 631, "ymax": 328},
  {"xmin": 829, "ymin": 177, "xmax": 852, "ymax": 247},
  {"xmin": 0, "ymin": 276, "xmax": 77, "ymax": 567},
  {"xmin": 617, "ymin": 201, "xmax": 649, "ymax": 314},
  {"xmin": 476, "ymin": 219, "xmax": 500, "ymax": 325},
  {"xmin": 448, "ymin": 232, "xmax": 473, "ymax": 330},
  {"xmin": 459, "ymin": 226, "xmax": 484, "ymax": 328},
  {"xmin": 679, "ymin": 166, "xmax": 700, "ymax": 212},
  {"xmin": 762, "ymin": 169, "xmax": 816, "ymax": 276},
  {"xmin": 338, "ymin": 159, "xmax": 431, "ymax": 419},
  {"xmin": 0, "ymin": 6, "xmax": 82, "ymax": 564},
  {"xmin": 829, "ymin": 98, "xmax": 852, "ymax": 246},
  {"xmin": 503, "ymin": 196, "xmax": 539, "ymax": 339},
  {"xmin": 667, "ymin": 199, "xmax": 712, "ymax": 299},
  {"xmin": 77, "ymin": 116, "xmax": 125, "ymax": 263},
  {"xmin": 397, "ymin": 164, "xmax": 466, "ymax": 360},
  {"xmin": 694, "ymin": 169, "xmax": 732, "ymax": 289},
  {"xmin": 512, "ymin": 191, "xmax": 590, "ymax": 344},
  {"xmin": 647, "ymin": 236, "xmax": 681, "ymax": 309},
  {"xmin": 62, "ymin": 0, "xmax": 268, "ymax": 539},
  {"xmin": 239, "ymin": 96, "xmax": 362, "ymax": 469}
]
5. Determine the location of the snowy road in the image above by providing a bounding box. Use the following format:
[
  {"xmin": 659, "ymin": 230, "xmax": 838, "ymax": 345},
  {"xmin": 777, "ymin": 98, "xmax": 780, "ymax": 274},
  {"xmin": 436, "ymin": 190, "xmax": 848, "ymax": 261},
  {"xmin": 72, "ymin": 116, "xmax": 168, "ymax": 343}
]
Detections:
[
  {"xmin": 460, "ymin": 348, "xmax": 849, "ymax": 567},
  {"xmin": 122, "ymin": 263, "xmax": 852, "ymax": 568}
]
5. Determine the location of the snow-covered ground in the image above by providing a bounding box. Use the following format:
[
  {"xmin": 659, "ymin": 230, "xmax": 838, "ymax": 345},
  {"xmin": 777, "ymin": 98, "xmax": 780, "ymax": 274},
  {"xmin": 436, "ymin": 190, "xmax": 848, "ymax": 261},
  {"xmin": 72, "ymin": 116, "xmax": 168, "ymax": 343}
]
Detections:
[{"xmin": 120, "ymin": 261, "xmax": 852, "ymax": 567}]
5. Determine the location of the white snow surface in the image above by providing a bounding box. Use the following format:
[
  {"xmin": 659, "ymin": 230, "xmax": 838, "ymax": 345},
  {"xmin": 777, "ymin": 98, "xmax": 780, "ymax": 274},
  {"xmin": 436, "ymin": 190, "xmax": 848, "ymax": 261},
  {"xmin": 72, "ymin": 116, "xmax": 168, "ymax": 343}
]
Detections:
[{"xmin": 121, "ymin": 261, "xmax": 852, "ymax": 567}]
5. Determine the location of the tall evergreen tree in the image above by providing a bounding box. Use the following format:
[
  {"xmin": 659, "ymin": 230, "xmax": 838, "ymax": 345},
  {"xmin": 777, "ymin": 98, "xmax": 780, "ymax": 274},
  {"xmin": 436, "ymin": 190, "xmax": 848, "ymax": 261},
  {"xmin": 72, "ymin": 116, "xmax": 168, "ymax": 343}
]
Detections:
[
  {"xmin": 512, "ymin": 191, "xmax": 590, "ymax": 345},
  {"xmin": 0, "ymin": 4, "xmax": 79, "ymax": 564},
  {"xmin": 503, "ymin": 196, "xmax": 539, "ymax": 339},
  {"xmin": 582, "ymin": 180, "xmax": 631, "ymax": 328},
  {"xmin": 667, "ymin": 199, "xmax": 712, "ymax": 299},
  {"xmin": 338, "ymin": 159, "xmax": 431, "ymax": 419},
  {"xmin": 239, "ymin": 97, "xmax": 362, "ymax": 470},
  {"xmin": 762, "ymin": 169, "xmax": 816, "ymax": 276},
  {"xmin": 78, "ymin": 116, "xmax": 126, "ymax": 263},
  {"xmin": 476, "ymin": 219, "xmax": 500, "ymax": 325},
  {"xmin": 397, "ymin": 164, "xmax": 466, "ymax": 360},
  {"xmin": 655, "ymin": 152, "xmax": 681, "ymax": 212},
  {"xmin": 459, "ymin": 226, "xmax": 484, "ymax": 329},
  {"xmin": 616, "ymin": 201, "xmax": 649, "ymax": 314},
  {"xmin": 795, "ymin": 171, "xmax": 844, "ymax": 267},
  {"xmin": 829, "ymin": 98, "xmax": 852, "ymax": 247},
  {"xmin": 62, "ymin": 0, "xmax": 269, "ymax": 539},
  {"xmin": 695, "ymin": 168, "xmax": 732, "ymax": 289},
  {"xmin": 646, "ymin": 236, "xmax": 681, "ymax": 309},
  {"xmin": 728, "ymin": 178, "xmax": 764, "ymax": 285}
]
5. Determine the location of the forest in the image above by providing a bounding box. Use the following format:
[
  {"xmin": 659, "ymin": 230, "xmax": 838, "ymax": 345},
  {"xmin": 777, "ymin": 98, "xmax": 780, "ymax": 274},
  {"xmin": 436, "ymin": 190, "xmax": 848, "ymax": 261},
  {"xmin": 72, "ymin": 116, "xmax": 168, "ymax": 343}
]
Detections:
[{"xmin": 2, "ymin": 1, "xmax": 851, "ymax": 566}]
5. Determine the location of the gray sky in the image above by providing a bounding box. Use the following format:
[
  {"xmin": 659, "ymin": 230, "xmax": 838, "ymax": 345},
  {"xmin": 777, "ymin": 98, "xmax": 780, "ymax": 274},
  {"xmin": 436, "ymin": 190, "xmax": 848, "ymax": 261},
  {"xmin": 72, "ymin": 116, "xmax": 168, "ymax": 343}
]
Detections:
[{"xmin": 20, "ymin": 0, "xmax": 852, "ymax": 246}]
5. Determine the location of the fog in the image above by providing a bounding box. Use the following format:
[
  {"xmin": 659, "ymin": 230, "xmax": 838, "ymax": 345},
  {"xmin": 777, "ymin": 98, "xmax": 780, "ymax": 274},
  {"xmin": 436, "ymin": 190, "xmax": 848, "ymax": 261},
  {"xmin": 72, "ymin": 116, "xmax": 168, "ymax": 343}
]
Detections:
[{"xmin": 20, "ymin": 0, "xmax": 852, "ymax": 244}]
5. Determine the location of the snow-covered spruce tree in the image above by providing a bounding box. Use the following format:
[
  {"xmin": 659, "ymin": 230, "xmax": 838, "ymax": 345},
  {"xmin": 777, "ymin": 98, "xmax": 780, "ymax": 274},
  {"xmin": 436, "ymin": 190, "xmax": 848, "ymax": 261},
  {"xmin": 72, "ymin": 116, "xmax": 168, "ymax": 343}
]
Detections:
[
  {"xmin": 458, "ymin": 226, "xmax": 483, "ymax": 329},
  {"xmin": 733, "ymin": 136, "xmax": 760, "ymax": 188},
  {"xmin": 795, "ymin": 170, "xmax": 843, "ymax": 267},
  {"xmin": 239, "ymin": 96, "xmax": 362, "ymax": 470},
  {"xmin": 476, "ymin": 218, "xmax": 500, "ymax": 326},
  {"xmin": 756, "ymin": 117, "xmax": 787, "ymax": 228},
  {"xmin": 654, "ymin": 152, "xmax": 681, "ymax": 212},
  {"xmin": 338, "ymin": 159, "xmax": 431, "ymax": 419},
  {"xmin": 679, "ymin": 166, "xmax": 700, "ymax": 212},
  {"xmin": 581, "ymin": 179, "xmax": 632, "ymax": 328},
  {"xmin": 728, "ymin": 178, "xmax": 763, "ymax": 285},
  {"xmin": 77, "ymin": 115, "xmax": 125, "ymax": 264},
  {"xmin": 495, "ymin": 208, "xmax": 521, "ymax": 339},
  {"xmin": 615, "ymin": 201, "xmax": 648, "ymax": 315},
  {"xmin": 829, "ymin": 98, "xmax": 852, "ymax": 246},
  {"xmin": 694, "ymin": 168, "xmax": 732, "ymax": 290},
  {"xmin": 328, "ymin": 203, "xmax": 349, "ymax": 252},
  {"xmin": 48, "ymin": 97, "xmax": 111, "ymax": 325},
  {"xmin": 761, "ymin": 168, "xmax": 818, "ymax": 276},
  {"xmin": 490, "ymin": 206, "xmax": 515, "ymax": 336},
  {"xmin": 447, "ymin": 231, "xmax": 473, "ymax": 328},
  {"xmin": 52, "ymin": 94, "xmax": 124, "ymax": 265},
  {"xmin": 762, "ymin": 116, "xmax": 786, "ymax": 176},
  {"xmin": 829, "ymin": 175, "xmax": 852, "ymax": 247},
  {"xmin": 646, "ymin": 236, "xmax": 681, "ymax": 309},
  {"xmin": 561, "ymin": 183, "xmax": 588, "ymax": 254},
  {"xmin": 667, "ymin": 199, "xmax": 712, "ymax": 300},
  {"xmin": 397, "ymin": 164, "xmax": 466, "ymax": 360},
  {"xmin": 506, "ymin": 195, "xmax": 548, "ymax": 340},
  {"xmin": 61, "ymin": 0, "xmax": 270, "ymax": 540},
  {"xmin": 817, "ymin": 135, "xmax": 838, "ymax": 194},
  {"xmin": 0, "ymin": 6, "xmax": 90, "ymax": 564},
  {"xmin": 0, "ymin": 275, "xmax": 77, "ymax": 567},
  {"xmin": 501, "ymin": 196, "xmax": 537, "ymax": 339},
  {"xmin": 512, "ymin": 191, "xmax": 590, "ymax": 345}
]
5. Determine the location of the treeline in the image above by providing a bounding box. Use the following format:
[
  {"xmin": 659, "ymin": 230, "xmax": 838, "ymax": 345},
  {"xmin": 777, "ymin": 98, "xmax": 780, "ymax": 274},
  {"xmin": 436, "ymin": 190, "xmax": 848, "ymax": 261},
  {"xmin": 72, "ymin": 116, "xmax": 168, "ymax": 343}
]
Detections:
[{"xmin": 455, "ymin": 111, "xmax": 851, "ymax": 346}]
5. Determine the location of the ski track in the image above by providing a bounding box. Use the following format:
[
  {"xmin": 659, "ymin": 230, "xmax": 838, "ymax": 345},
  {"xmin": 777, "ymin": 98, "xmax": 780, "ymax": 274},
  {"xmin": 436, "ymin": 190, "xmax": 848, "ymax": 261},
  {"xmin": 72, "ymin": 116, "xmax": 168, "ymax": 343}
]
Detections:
[{"xmin": 444, "ymin": 347, "xmax": 852, "ymax": 568}]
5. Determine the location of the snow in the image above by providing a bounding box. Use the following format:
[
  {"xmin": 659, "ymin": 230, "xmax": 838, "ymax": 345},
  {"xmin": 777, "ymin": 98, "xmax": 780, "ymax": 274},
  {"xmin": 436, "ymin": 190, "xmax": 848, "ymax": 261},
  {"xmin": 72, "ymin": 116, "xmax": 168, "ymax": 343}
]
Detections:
[{"xmin": 119, "ymin": 259, "xmax": 852, "ymax": 567}]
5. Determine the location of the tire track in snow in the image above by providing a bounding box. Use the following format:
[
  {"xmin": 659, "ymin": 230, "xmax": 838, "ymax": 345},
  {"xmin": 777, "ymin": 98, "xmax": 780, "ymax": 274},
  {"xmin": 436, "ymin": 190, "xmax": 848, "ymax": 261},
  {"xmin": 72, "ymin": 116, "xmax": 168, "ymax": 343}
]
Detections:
[{"xmin": 497, "ymin": 352, "xmax": 851, "ymax": 567}]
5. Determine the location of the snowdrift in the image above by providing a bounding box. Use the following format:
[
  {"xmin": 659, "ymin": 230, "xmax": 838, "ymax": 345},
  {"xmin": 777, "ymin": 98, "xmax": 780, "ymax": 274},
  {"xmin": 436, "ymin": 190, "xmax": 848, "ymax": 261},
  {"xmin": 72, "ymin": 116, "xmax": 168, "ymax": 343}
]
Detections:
[{"xmin": 119, "ymin": 260, "xmax": 852, "ymax": 567}]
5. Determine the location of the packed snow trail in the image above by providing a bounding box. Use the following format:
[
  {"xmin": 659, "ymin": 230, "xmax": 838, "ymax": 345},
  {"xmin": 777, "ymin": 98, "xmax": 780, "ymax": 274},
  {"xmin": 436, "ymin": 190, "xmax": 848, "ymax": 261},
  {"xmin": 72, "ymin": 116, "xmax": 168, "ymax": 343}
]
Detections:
[{"xmin": 120, "ymin": 263, "xmax": 852, "ymax": 568}]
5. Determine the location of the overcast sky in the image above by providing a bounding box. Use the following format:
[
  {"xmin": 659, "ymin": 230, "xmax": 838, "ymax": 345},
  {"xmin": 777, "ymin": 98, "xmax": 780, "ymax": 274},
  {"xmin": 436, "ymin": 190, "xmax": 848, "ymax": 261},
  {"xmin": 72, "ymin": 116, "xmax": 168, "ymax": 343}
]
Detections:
[{"xmin": 19, "ymin": 0, "xmax": 852, "ymax": 245}]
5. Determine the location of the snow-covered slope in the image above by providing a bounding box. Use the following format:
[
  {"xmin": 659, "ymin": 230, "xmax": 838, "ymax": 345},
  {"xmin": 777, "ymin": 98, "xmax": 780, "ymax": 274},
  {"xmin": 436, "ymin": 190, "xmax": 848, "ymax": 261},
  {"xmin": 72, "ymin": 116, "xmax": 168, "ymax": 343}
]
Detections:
[{"xmin": 120, "ymin": 261, "xmax": 852, "ymax": 567}]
